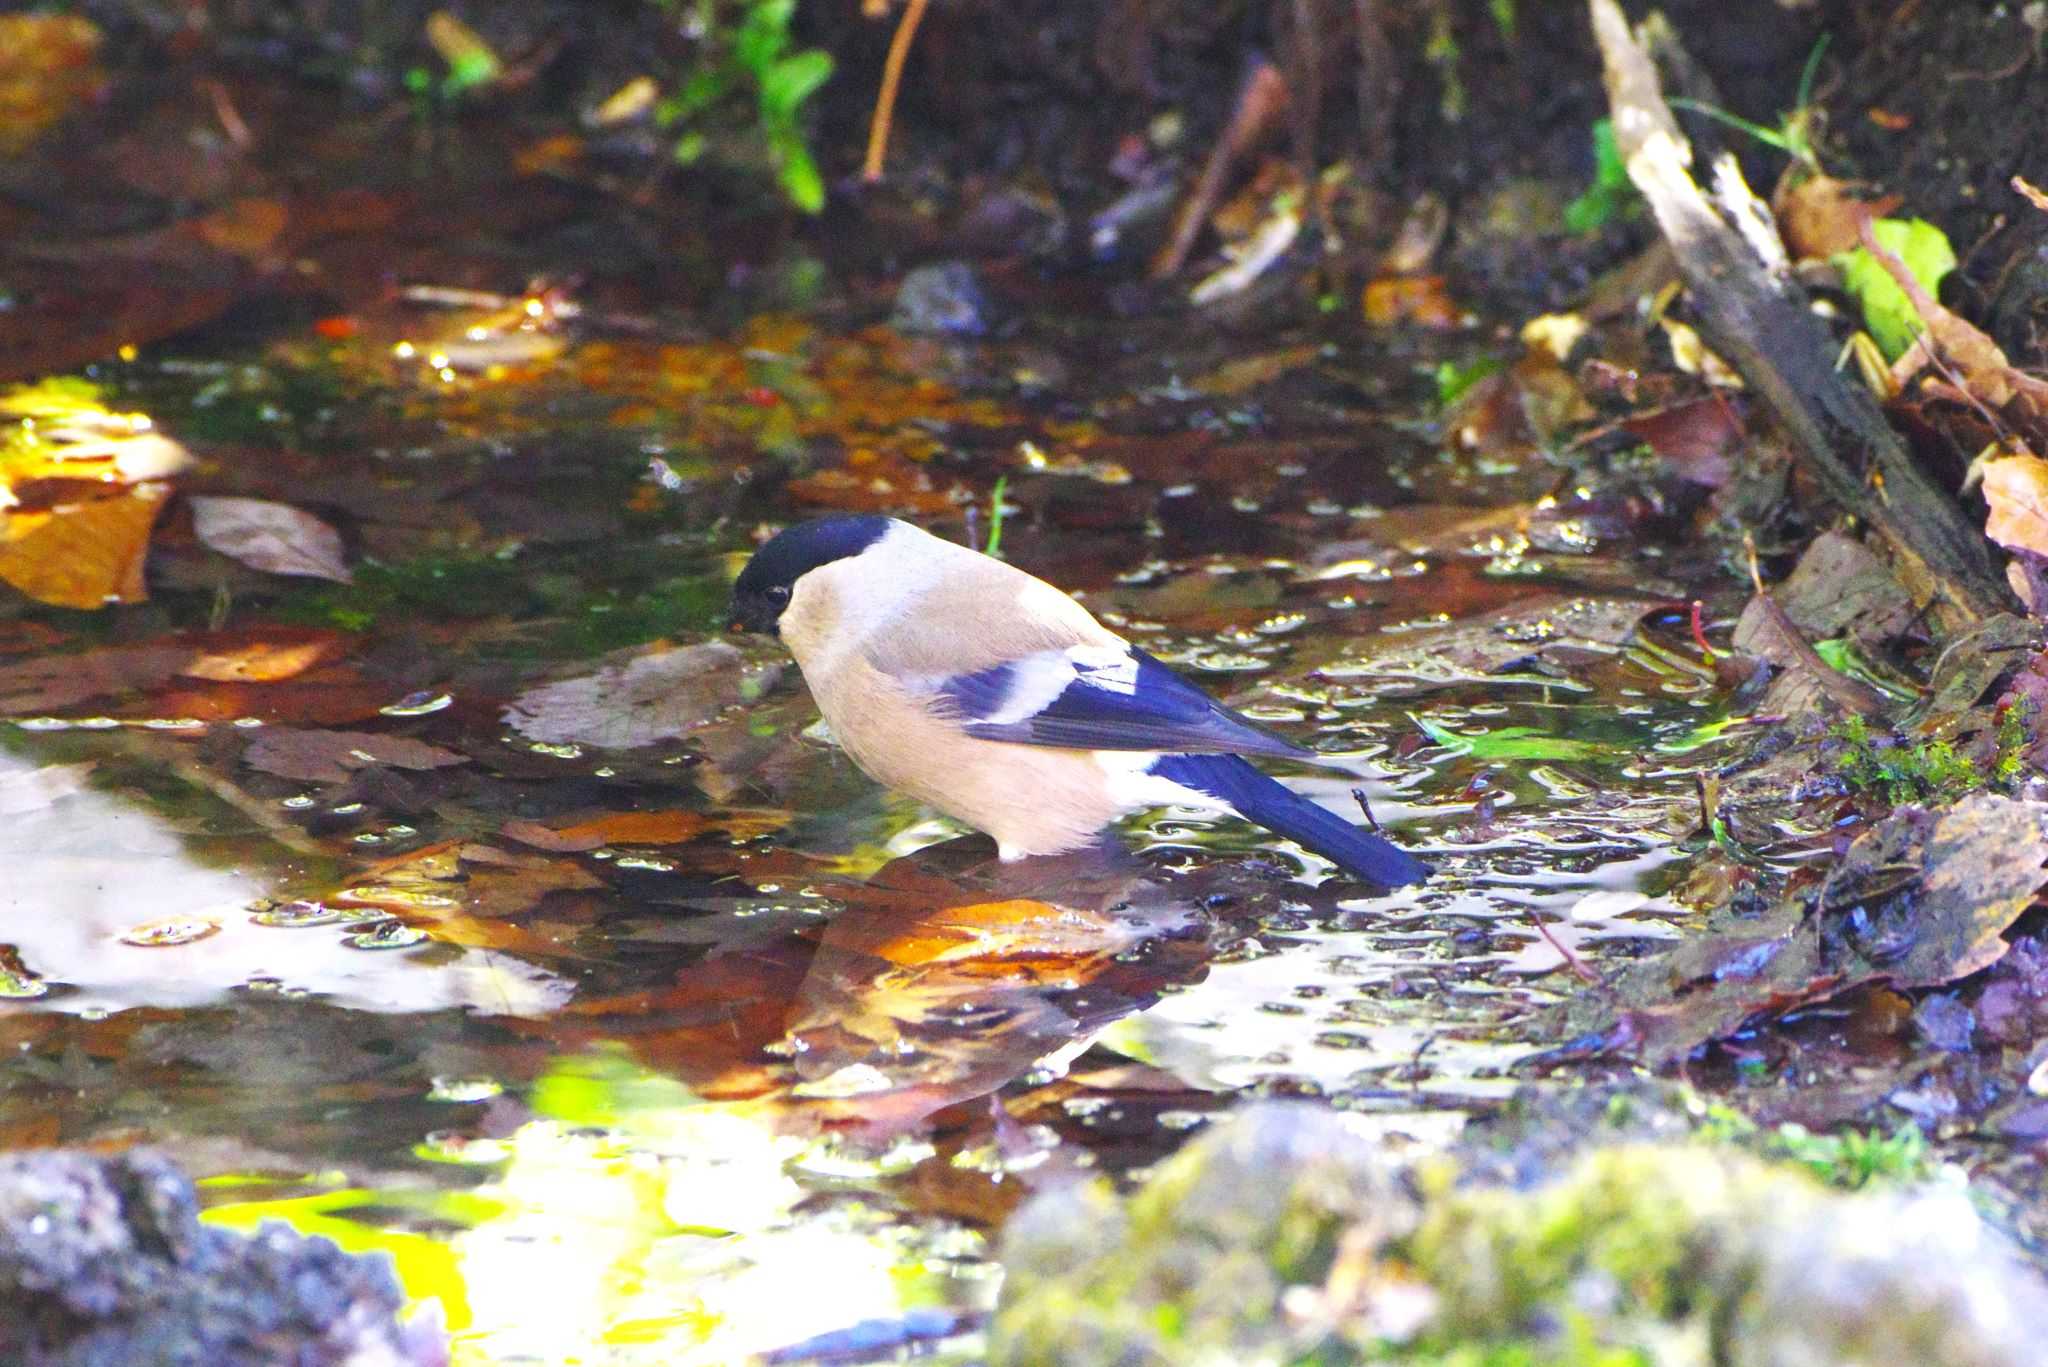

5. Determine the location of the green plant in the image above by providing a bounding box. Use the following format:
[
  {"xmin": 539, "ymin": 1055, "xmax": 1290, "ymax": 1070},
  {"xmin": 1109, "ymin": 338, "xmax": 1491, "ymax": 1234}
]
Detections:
[
  {"xmin": 983, "ymin": 474, "xmax": 1010, "ymax": 559},
  {"xmin": 1668, "ymin": 33, "xmax": 1830, "ymax": 174},
  {"xmin": 1563, "ymin": 118, "xmax": 1638, "ymax": 235},
  {"xmin": 658, "ymin": 0, "xmax": 834, "ymax": 213},
  {"xmin": 1765, "ymin": 1121, "xmax": 1932, "ymax": 1190},
  {"xmin": 1834, "ymin": 217, "xmax": 1958, "ymax": 360}
]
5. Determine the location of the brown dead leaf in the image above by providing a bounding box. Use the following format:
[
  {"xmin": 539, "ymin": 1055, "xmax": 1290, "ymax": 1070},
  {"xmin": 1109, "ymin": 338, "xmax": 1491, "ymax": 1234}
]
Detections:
[
  {"xmin": 1983, "ymin": 454, "xmax": 2048, "ymax": 557},
  {"xmin": 187, "ymin": 198, "xmax": 289, "ymax": 260},
  {"xmin": 1862, "ymin": 219, "xmax": 2048, "ymax": 418},
  {"xmin": 1775, "ymin": 174, "xmax": 1899, "ymax": 260},
  {"xmin": 1569, "ymin": 795, "xmax": 2048, "ymax": 1064},
  {"xmin": 189, "ymin": 496, "xmax": 352, "ymax": 582},
  {"xmin": 1362, "ymin": 275, "xmax": 1461, "ymax": 328},
  {"xmin": 504, "ymin": 642, "xmax": 774, "ymax": 749},
  {"xmin": 501, "ymin": 809, "xmax": 708, "ymax": 852},
  {"xmin": 0, "ymin": 643, "xmax": 188, "ymax": 712},
  {"xmin": 242, "ymin": 728, "xmax": 468, "ymax": 783},
  {"xmin": 0, "ymin": 482, "xmax": 168, "ymax": 608},
  {"xmin": 1622, "ymin": 395, "xmax": 1745, "ymax": 486},
  {"xmin": 786, "ymin": 451, "xmax": 962, "ymax": 516}
]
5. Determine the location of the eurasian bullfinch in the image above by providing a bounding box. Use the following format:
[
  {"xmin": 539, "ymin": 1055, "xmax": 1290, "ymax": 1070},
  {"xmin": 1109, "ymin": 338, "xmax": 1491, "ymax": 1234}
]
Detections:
[{"xmin": 730, "ymin": 515, "xmax": 1429, "ymax": 887}]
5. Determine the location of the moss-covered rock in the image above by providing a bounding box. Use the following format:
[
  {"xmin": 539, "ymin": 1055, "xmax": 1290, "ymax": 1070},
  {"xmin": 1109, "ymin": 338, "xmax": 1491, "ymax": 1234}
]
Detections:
[{"xmin": 990, "ymin": 1104, "xmax": 2048, "ymax": 1367}]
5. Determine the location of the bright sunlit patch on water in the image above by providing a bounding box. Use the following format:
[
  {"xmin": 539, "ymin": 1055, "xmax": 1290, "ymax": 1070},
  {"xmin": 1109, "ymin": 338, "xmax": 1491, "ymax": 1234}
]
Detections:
[{"xmin": 202, "ymin": 1047, "xmax": 992, "ymax": 1366}]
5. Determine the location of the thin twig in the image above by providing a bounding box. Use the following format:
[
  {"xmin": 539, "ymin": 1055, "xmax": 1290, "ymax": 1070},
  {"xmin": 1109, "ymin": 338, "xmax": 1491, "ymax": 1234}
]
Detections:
[
  {"xmin": 1532, "ymin": 913, "xmax": 1600, "ymax": 984},
  {"xmin": 863, "ymin": 0, "xmax": 931, "ymax": 183}
]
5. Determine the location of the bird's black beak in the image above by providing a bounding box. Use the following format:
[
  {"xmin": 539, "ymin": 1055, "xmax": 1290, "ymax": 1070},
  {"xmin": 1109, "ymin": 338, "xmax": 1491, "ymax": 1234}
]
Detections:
[{"xmin": 728, "ymin": 591, "xmax": 781, "ymax": 637}]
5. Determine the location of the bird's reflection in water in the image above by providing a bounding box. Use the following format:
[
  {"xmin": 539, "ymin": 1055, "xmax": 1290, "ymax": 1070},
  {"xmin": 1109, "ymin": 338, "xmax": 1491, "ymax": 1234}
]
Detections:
[{"xmin": 774, "ymin": 835, "xmax": 1210, "ymax": 1133}]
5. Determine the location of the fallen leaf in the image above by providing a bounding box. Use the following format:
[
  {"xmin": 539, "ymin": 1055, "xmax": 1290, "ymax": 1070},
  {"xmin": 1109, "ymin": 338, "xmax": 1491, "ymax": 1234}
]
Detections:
[
  {"xmin": 1730, "ymin": 531, "xmax": 1916, "ymax": 656},
  {"xmin": 1363, "ymin": 275, "xmax": 1461, "ymax": 328},
  {"xmin": 187, "ymin": 198, "xmax": 289, "ymax": 260},
  {"xmin": 242, "ymin": 728, "xmax": 468, "ymax": 783},
  {"xmin": 1621, "ymin": 396, "xmax": 1744, "ymax": 486},
  {"xmin": 178, "ymin": 627, "xmax": 350, "ymax": 683},
  {"xmin": 503, "ymin": 642, "xmax": 775, "ymax": 749},
  {"xmin": 1775, "ymin": 174, "xmax": 1898, "ymax": 260},
  {"xmin": 501, "ymin": 809, "xmax": 708, "ymax": 852},
  {"xmin": 1560, "ymin": 795, "xmax": 2048, "ymax": 1064},
  {"xmin": 0, "ymin": 483, "xmax": 169, "ymax": 608},
  {"xmin": 0, "ymin": 643, "xmax": 188, "ymax": 712},
  {"xmin": 1983, "ymin": 454, "xmax": 2048, "ymax": 558},
  {"xmin": 189, "ymin": 496, "xmax": 352, "ymax": 582},
  {"xmin": 1858, "ymin": 219, "xmax": 2048, "ymax": 416}
]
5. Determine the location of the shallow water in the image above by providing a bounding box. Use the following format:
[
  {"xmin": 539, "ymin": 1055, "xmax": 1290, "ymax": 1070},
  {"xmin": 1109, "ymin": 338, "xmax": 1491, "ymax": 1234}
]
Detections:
[{"xmin": 0, "ymin": 95, "xmax": 1745, "ymax": 1361}]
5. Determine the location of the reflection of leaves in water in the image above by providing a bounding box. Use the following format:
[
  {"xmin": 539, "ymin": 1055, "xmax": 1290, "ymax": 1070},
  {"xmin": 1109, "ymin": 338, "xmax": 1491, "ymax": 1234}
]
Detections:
[
  {"xmin": 242, "ymin": 729, "xmax": 469, "ymax": 784},
  {"xmin": 1411, "ymin": 714, "xmax": 1618, "ymax": 761},
  {"xmin": 503, "ymin": 642, "xmax": 776, "ymax": 750}
]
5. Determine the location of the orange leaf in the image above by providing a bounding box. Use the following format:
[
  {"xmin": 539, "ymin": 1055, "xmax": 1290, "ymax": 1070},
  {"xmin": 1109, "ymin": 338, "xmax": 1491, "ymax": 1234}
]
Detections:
[
  {"xmin": 1363, "ymin": 274, "xmax": 1460, "ymax": 328},
  {"xmin": 1983, "ymin": 454, "xmax": 2048, "ymax": 558},
  {"xmin": 187, "ymin": 198, "xmax": 289, "ymax": 260},
  {"xmin": 0, "ymin": 482, "xmax": 167, "ymax": 608},
  {"xmin": 502, "ymin": 808, "xmax": 707, "ymax": 852},
  {"xmin": 179, "ymin": 627, "xmax": 348, "ymax": 683}
]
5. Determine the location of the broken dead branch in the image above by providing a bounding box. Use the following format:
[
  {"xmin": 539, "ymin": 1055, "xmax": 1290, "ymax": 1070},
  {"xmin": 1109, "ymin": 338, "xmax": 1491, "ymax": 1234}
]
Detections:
[{"xmin": 1588, "ymin": 0, "xmax": 2010, "ymax": 627}]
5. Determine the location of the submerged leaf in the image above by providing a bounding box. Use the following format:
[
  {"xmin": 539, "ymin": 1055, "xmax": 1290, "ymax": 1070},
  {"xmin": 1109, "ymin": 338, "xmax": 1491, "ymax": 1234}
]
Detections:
[
  {"xmin": 1411, "ymin": 714, "xmax": 1616, "ymax": 760},
  {"xmin": 243, "ymin": 728, "xmax": 468, "ymax": 784},
  {"xmin": 190, "ymin": 496, "xmax": 353, "ymax": 582},
  {"xmin": 504, "ymin": 642, "xmax": 775, "ymax": 750}
]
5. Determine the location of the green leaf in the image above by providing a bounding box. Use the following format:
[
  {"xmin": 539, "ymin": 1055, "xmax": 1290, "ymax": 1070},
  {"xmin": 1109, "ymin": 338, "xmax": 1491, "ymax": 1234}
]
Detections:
[
  {"xmin": 1564, "ymin": 118, "xmax": 1636, "ymax": 235},
  {"xmin": 761, "ymin": 50, "xmax": 832, "ymax": 121},
  {"xmin": 1834, "ymin": 217, "xmax": 1957, "ymax": 361},
  {"xmin": 734, "ymin": 0, "xmax": 796, "ymax": 74},
  {"xmin": 776, "ymin": 142, "xmax": 826, "ymax": 215},
  {"xmin": 1411, "ymin": 714, "xmax": 1616, "ymax": 761},
  {"xmin": 1434, "ymin": 355, "xmax": 1504, "ymax": 408}
]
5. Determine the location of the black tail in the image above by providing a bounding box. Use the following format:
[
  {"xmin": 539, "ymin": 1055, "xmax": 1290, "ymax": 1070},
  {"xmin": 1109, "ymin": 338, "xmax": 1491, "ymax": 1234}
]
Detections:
[{"xmin": 1150, "ymin": 754, "xmax": 1429, "ymax": 887}]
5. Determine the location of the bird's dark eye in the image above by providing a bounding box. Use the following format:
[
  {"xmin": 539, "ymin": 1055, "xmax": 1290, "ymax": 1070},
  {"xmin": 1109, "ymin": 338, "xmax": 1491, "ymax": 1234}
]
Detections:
[{"xmin": 767, "ymin": 585, "xmax": 790, "ymax": 603}]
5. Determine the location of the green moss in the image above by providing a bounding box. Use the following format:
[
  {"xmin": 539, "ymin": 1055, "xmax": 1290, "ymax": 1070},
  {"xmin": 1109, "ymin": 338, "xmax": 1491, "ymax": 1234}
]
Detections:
[
  {"xmin": 1763, "ymin": 1121, "xmax": 1932, "ymax": 1190},
  {"xmin": 1831, "ymin": 713, "xmax": 2012, "ymax": 805}
]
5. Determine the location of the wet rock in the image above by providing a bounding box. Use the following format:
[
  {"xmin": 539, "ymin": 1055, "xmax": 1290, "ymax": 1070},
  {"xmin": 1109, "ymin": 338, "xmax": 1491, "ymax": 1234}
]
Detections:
[
  {"xmin": 890, "ymin": 261, "xmax": 993, "ymax": 337},
  {"xmin": 0, "ymin": 1148, "xmax": 445, "ymax": 1367},
  {"xmin": 990, "ymin": 1103, "xmax": 2048, "ymax": 1366},
  {"xmin": 991, "ymin": 1104, "xmax": 1414, "ymax": 1366}
]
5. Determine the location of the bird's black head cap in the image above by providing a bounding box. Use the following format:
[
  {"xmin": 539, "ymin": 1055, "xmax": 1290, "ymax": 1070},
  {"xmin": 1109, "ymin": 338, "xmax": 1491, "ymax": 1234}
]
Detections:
[{"xmin": 730, "ymin": 515, "xmax": 893, "ymax": 635}]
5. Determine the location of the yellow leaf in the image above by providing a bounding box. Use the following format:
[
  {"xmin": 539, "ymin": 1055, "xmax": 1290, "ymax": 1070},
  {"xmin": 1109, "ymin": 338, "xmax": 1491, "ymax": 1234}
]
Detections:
[{"xmin": 0, "ymin": 482, "xmax": 167, "ymax": 608}]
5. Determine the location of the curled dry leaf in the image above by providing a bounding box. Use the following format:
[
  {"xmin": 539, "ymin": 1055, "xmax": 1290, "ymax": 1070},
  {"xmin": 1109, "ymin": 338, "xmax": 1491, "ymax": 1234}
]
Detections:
[
  {"xmin": 243, "ymin": 728, "xmax": 468, "ymax": 784},
  {"xmin": 1983, "ymin": 454, "xmax": 2048, "ymax": 558},
  {"xmin": 189, "ymin": 496, "xmax": 352, "ymax": 582},
  {"xmin": 503, "ymin": 641, "xmax": 777, "ymax": 749}
]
